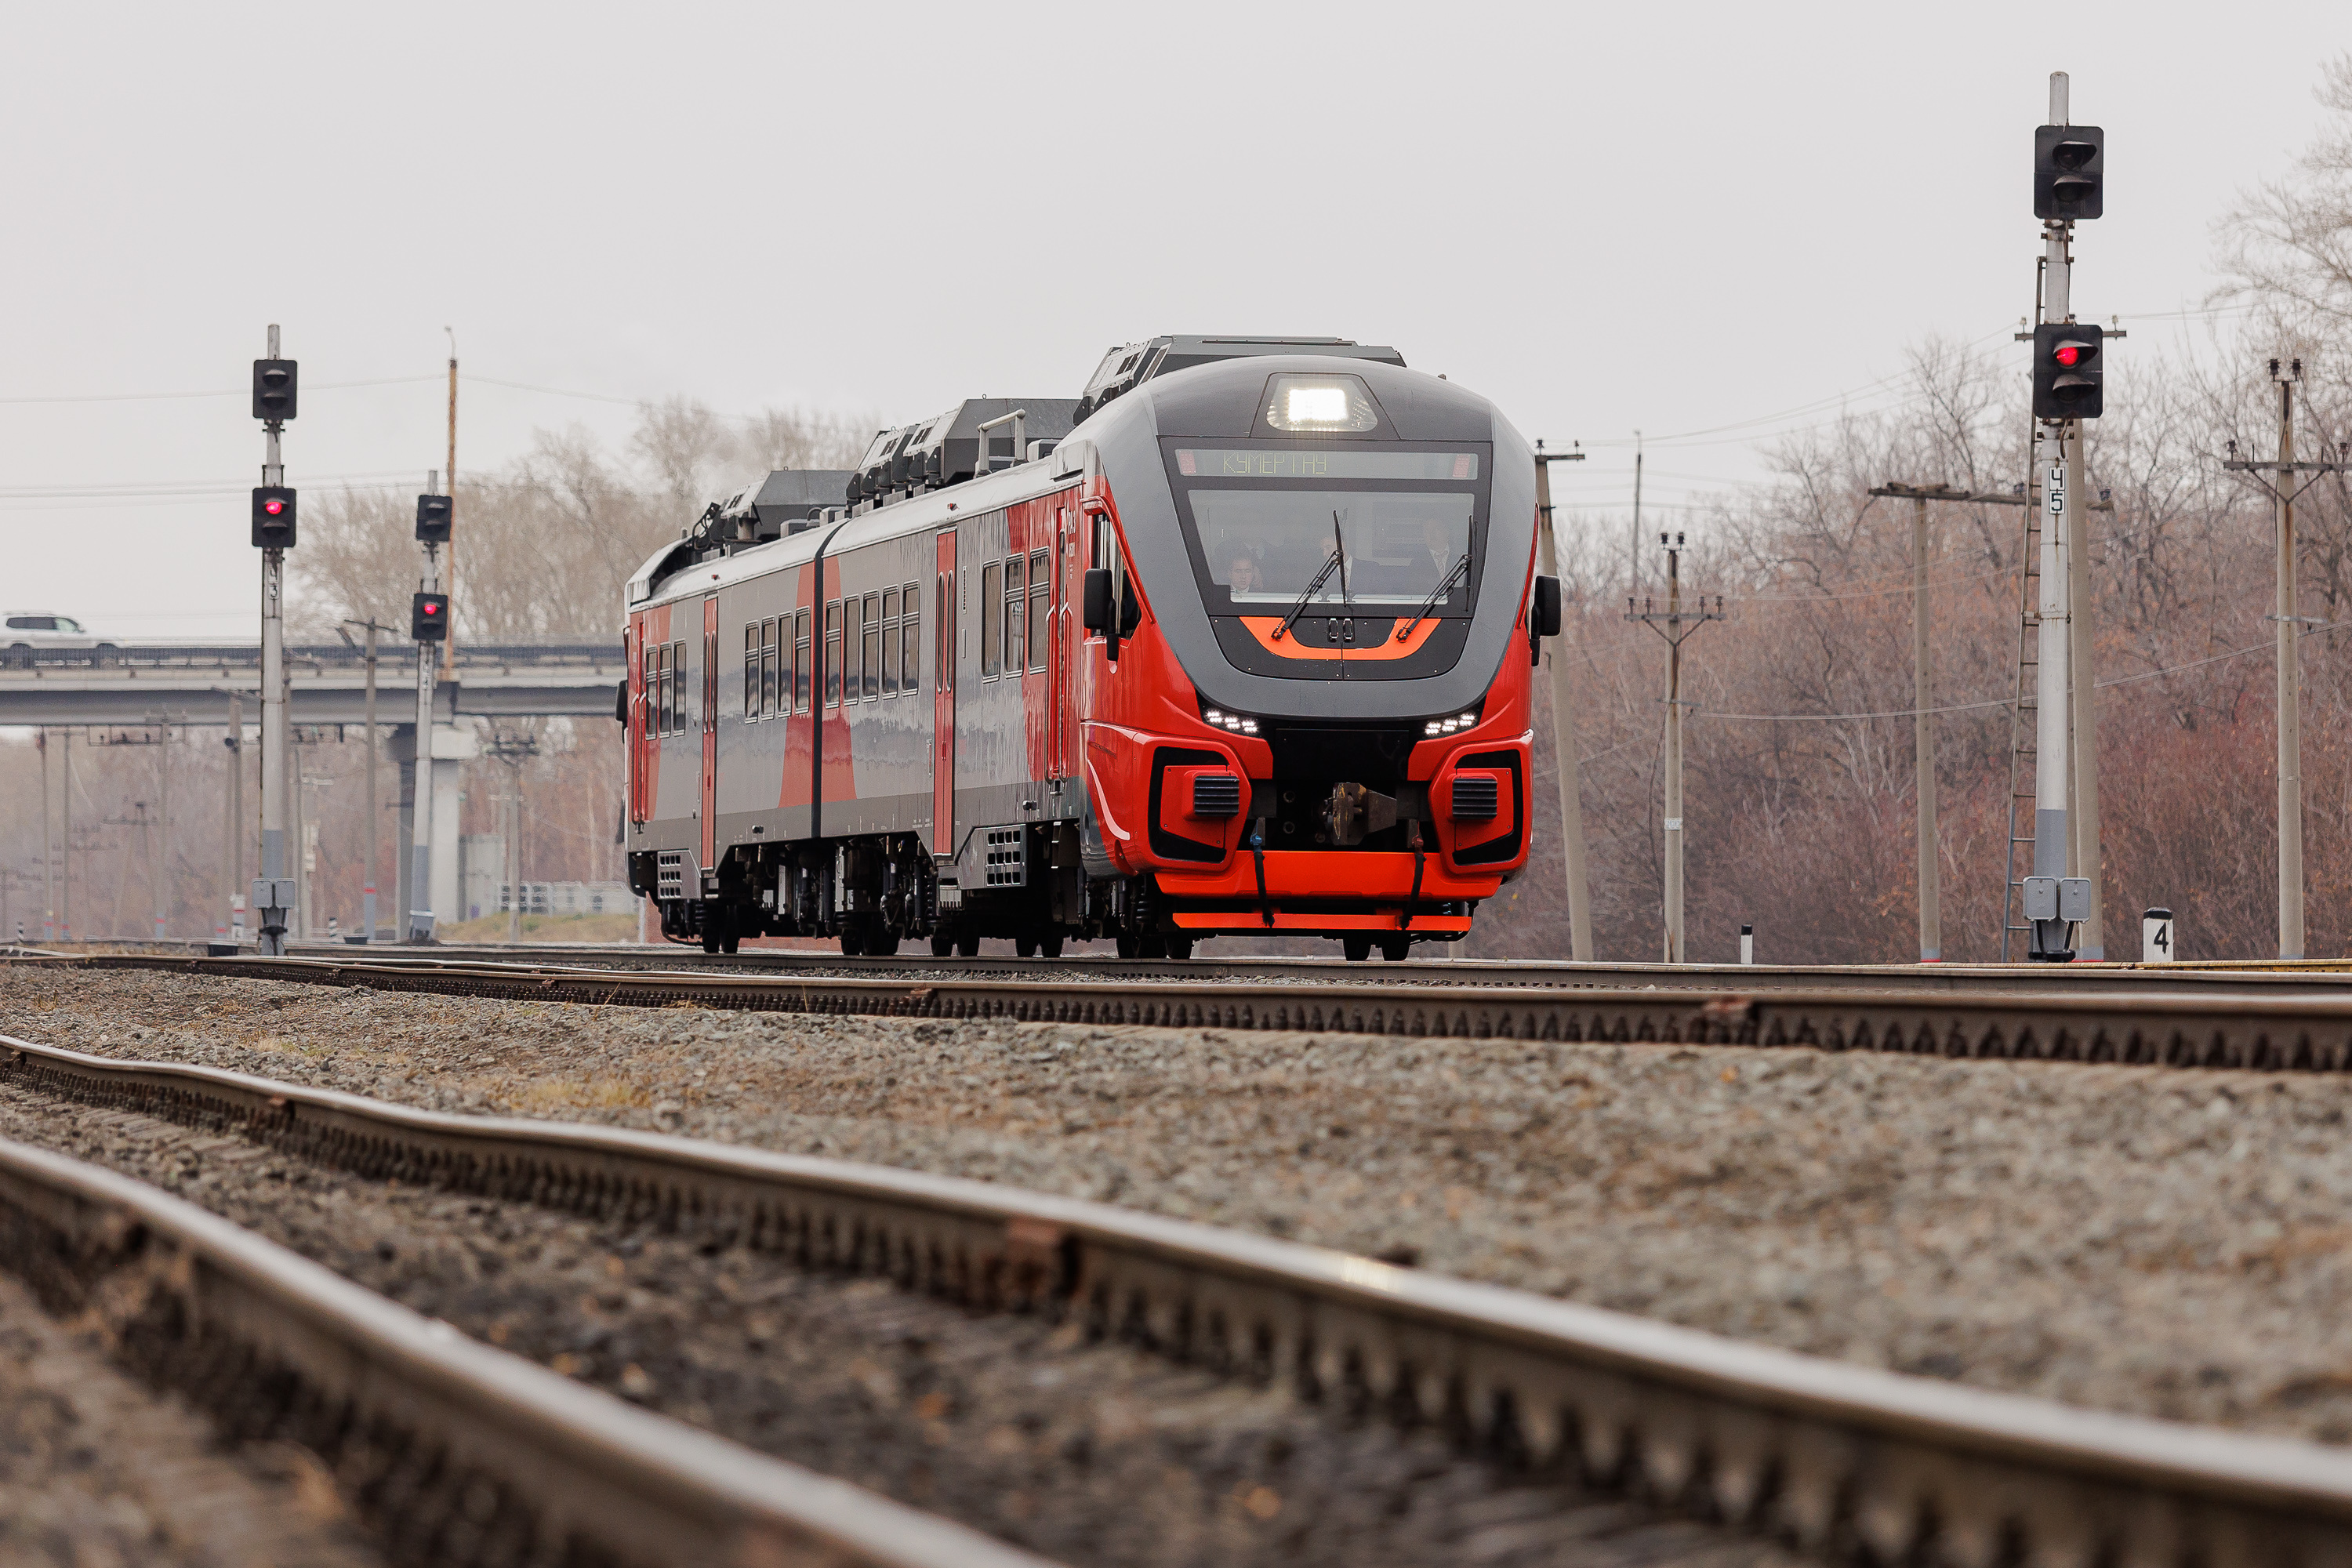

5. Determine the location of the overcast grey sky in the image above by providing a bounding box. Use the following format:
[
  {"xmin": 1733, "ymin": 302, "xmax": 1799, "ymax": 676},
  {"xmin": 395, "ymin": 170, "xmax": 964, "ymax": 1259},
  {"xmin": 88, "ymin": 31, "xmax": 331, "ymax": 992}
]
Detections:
[{"xmin": 2, "ymin": 0, "xmax": 2334, "ymax": 637}]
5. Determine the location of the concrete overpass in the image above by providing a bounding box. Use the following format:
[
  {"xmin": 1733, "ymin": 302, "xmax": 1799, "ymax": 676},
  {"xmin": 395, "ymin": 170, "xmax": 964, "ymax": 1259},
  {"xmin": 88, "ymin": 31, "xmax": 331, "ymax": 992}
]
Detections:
[
  {"xmin": 0, "ymin": 640, "xmax": 622, "ymax": 727},
  {"xmin": 6, "ymin": 639, "xmax": 626, "ymax": 937}
]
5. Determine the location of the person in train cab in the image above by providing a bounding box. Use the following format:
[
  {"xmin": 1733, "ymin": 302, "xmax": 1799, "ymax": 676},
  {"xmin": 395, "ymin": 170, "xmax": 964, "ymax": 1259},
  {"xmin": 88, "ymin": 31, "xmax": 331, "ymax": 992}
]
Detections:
[
  {"xmin": 1228, "ymin": 554, "xmax": 1263, "ymax": 597},
  {"xmin": 1421, "ymin": 514, "xmax": 1454, "ymax": 577}
]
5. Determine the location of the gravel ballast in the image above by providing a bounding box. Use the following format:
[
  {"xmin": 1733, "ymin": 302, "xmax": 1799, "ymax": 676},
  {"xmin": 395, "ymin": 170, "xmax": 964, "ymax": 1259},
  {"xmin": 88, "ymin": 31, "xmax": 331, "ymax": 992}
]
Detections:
[
  {"xmin": 10, "ymin": 964, "xmax": 2352, "ymax": 1448},
  {"xmin": 0, "ymin": 1066, "xmax": 1792, "ymax": 1568},
  {"xmin": 0, "ymin": 1265, "xmax": 382, "ymax": 1568}
]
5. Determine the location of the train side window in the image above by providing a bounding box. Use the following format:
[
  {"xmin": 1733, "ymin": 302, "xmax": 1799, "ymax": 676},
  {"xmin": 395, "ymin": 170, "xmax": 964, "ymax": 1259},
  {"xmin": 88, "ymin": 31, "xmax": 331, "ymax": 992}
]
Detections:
[
  {"xmin": 935, "ymin": 572, "xmax": 951, "ymax": 692},
  {"xmin": 1004, "ymin": 554, "xmax": 1025, "ymax": 676},
  {"xmin": 825, "ymin": 601, "xmax": 843, "ymax": 706},
  {"xmin": 641, "ymin": 646, "xmax": 655, "ymax": 735},
  {"xmin": 980, "ymin": 563, "xmax": 1002, "ymax": 677},
  {"xmin": 743, "ymin": 626, "xmax": 760, "ymax": 720},
  {"xmin": 1026, "ymin": 550, "xmax": 1050, "ymax": 671},
  {"xmin": 900, "ymin": 581, "xmax": 920, "ymax": 695},
  {"xmin": 862, "ymin": 592, "xmax": 882, "ymax": 701},
  {"xmin": 880, "ymin": 588, "xmax": 899, "ymax": 697},
  {"xmin": 856, "ymin": 594, "xmax": 875, "ymax": 705},
  {"xmin": 793, "ymin": 608, "xmax": 811, "ymax": 712},
  {"xmin": 767, "ymin": 618, "xmax": 782, "ymax": 717},
  {"xmin": 656, "ymin": 644, "xmax": 671, "ymax": 735}
]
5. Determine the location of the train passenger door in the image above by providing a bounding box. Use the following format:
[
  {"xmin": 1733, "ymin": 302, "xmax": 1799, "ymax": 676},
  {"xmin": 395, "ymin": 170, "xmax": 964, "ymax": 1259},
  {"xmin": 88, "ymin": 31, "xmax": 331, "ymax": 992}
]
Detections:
[
  {"xmin": 933, "ymin": 530, "xmax": 956, "ymax": 859},
  {"xmin": 700, "ymin": 594, "xmax": 718, "ymax": 874},
  {"xmin": 1051, "ymin": 506, "xmax": 1076, "ymax": 782}
]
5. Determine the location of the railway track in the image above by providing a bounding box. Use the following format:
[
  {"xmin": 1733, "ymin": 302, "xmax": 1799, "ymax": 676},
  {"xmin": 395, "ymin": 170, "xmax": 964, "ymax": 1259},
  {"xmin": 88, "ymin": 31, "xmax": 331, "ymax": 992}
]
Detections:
[
  {"xmin": 0, "ymin": 1109, "xmax": 1052, "ymax": 1566},
  {"xmin": 35, "ymin": 949, "xmax": 2352, "ymax": 1072},
  {"xmin": 48, "ymin": 935, "xmax": 2352, "ymax": 996},
  {"xmin": 5, "ymin": 1028, "xmax": 2351, "ymax": 1565}
]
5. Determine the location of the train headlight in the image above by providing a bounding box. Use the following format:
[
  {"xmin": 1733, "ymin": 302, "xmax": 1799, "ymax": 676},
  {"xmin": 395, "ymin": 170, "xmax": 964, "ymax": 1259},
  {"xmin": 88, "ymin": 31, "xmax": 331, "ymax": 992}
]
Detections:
[
  {"xmin": 1263, "ymin": 373, "xmax": 1381, "ymax": 433},
  {"xmin": 1423, "ymin": 710, "xmax": 1479, "ymax": 738},
  {"xmin": 1203, "ymin": 707, "xmax": 1261, "ymax": 736}
]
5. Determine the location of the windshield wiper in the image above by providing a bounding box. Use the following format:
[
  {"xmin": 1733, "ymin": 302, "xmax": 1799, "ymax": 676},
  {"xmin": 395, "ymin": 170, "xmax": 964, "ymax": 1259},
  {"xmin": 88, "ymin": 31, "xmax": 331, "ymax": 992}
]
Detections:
[
  {"xmin": 1394, "ymin": 552, "xmax": 1470, "ymax": 642},
  {"xmin": 1332, "ymin": 511, "xmax": 1353, "ymax": 620},
  {"xmin": 1273, "ymin": 543, "xmax": 1344, "ymax": 642}
]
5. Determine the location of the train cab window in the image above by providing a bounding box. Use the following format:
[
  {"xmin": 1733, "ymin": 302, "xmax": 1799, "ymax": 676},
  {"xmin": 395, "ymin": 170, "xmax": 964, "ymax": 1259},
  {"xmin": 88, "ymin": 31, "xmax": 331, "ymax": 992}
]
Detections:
[
  {"xmin": 825, "ymin": 601, "xmax": 844, "ymax": 706},
  {"xmin": 1003, "ymin": 555, "xmax": 1025, "ymax": 675},
  {"xmin": 642, "ymin": 645, "xmax": 656, "ymax": 735},
  {"xmin": 900, "ymin": 582, "xmax": 920, "ymax": 695},
  {"xmin": 655, "ymin": 644, "xmax": 671, "ymax": 735},
  {"xmin": 793, "ymin": 609, "xmax": 811, "ymax": 712},
  {"xmin": 880, "ymin": 589, "xmax": 899, "ymax": 696},
  {"xmin": 1026, "ymin": 550, "xmax": 1050, "ymax": 671},
  {"xmin": 980, "ymin": 564, "xmax": 1002, "ymax": 677}
]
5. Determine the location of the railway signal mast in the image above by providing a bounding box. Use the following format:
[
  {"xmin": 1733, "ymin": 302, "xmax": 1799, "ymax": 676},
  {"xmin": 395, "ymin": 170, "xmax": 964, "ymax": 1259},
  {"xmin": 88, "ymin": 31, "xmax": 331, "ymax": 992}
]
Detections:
[
  {"xmin": 408, "ymin": 481, "xmax": 452, "ymax": 942},
  {"xmin": 2020, "ymin": 75, "xmax": 2103, "ymax": 962},
  {"xmin": 250, "ymin": 330, "xmax": 298, "ymax": 955}
]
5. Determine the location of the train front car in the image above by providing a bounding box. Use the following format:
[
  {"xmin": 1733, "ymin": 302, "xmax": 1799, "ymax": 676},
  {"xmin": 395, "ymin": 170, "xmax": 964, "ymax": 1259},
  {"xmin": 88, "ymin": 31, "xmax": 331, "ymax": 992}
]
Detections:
[{"xmin": 1077, "ymin": 356, "xmax": 1553, "ymax": 959}]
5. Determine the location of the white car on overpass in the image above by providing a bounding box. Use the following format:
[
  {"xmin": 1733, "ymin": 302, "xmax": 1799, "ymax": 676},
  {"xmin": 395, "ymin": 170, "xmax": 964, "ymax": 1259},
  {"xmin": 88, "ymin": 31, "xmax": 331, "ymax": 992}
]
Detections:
[{"xmin": 3, "ymin": 612, "xmax": 118, "ymax": 666}]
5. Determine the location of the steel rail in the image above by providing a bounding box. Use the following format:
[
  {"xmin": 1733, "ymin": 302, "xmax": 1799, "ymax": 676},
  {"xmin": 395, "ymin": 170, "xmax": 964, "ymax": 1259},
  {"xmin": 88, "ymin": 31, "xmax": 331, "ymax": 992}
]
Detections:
[
  {"xmin": 0, "ymin": 1123, "xmax": 1056, "ymax": 1568},
  {"xmin": 56, "ymin": 936, "xmax": 2352, "ymax": 995},
  {"xmin": 39, "ymin": 950, "xmax": 2352, "ymax": 1072},
  {"xmin": 4, "ymin": 1029, "xmax": 2349, "ymax": 1566}
]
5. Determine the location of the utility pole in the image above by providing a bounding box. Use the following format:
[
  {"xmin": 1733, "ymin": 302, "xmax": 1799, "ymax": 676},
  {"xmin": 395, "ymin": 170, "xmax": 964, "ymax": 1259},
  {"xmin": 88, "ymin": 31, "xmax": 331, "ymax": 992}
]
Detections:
[
  {"xmin": 1533, "ymin": 440, "xmax": 1594, "ymax": 961},
  {"xmin": 60, "ymin": 730, "xmax": 74, "ymax": 941},
  {"xmin": 344, "ymin": 619, "xmax": 394, "ymax": 942},
  {"xmin": 1629, "ymin": 430, "xmax": 1644, "ymax": 597},
  {"xmin": 38, "ymin": 731, "xmax": 53, "ymax": 943},
  {"xmin": 227, "ymin": 693, "xmax": 245, "ymax": 944},
  {"xmin": 251, "ymin": 327, "xmax": 299, "ymax": 954},
  {"xmin": 485, "ymin": 729, "xmax": 542, "ymax": 943},
  {"xmin": 443, "ymin": 330, "xmax": 459, "ymax": 681},
  {"xmin": 2224, "ymin": 361, "xmax": 2350, "ymax": 960},
  {"xmin": 155, "ymin": 724, "xmax": 171, "ymax": 939},
  {"xmin": 1627, "ymin": 532, "xmax": 1725, "ymax": 962}
]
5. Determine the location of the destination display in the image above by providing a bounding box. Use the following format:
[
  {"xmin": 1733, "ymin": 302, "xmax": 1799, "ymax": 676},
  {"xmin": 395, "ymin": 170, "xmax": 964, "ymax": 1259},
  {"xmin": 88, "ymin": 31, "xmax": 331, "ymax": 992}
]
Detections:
[{"xmin": 1173, "ymin": 449, "xmax": 1479, "ymax": 481}]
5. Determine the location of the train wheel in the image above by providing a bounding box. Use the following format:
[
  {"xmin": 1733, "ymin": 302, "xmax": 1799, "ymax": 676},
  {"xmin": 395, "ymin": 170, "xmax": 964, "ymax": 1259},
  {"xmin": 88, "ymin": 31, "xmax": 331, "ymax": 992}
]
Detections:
[
  {"xmin": 1379, "ymin": 935, "xmax": 1412, "ymax": 963},
  {"xmin": 700, "ymin": 929, "xmax": 721, "ymax": 954},
  {"xmin": 1342, "ymin": 936, "xmax": 1372, "ymax": 963},
  {"xmin": 1165, "ymin": 936, "xmax": 1193, "ymax": 960},
  {"xmin": 931, "ymin": 934, "xmax": 955, "ymax": 957},
  {"xmin": 1038, "ymin": 933, "xmax": 1065, "ymax": 958},
  {"xmin": 956, "ymin": 933, "xmax": 980, "ymax": 957},
  {"xmin": 840, "ymin": 925, "xmax": 866, "ymax": 956},
  {"xmin": 1138, "ymin": 933, "xmax": 1169, "ymax": 960},
  {"xmin": 1014, "ymin": 935, "xmax": 1036, "ymax": 958},
  {"xmin": 868, "ymin": 929, "xmax": 901, "ymax": 956},
  {"xmin": 1114, "ymin": 933, "xmax": 1138, "ymax": 959}
]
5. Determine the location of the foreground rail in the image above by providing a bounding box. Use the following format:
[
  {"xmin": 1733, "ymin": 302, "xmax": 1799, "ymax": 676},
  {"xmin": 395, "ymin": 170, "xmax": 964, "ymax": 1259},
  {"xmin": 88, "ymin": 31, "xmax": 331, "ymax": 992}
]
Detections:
[
  {"xmin": 4, "ymin": 1030, "xmax": 2348, "ymax": 1565},
  {"xmin": 0, "ymin": 1120, "xmax": 1053, "ymax": 1566},
  {"xmin": 42, "ymin": 950, "xmax": 2352, "ymax": 1072}
]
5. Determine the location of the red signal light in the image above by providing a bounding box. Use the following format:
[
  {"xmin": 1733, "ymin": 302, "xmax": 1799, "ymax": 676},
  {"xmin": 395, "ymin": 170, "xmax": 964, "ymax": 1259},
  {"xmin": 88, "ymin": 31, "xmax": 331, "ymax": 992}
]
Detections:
[
  {"xmin": 263, "ymin": 499, "xmax": 285, "ymax": 515},
  {"xmin": 423, "ymin": 603, "xmax": 439, "ymax": 615},
  {"xmin": 2053, "ymin": 344, "xmax": 2081, "ymax": 367}
]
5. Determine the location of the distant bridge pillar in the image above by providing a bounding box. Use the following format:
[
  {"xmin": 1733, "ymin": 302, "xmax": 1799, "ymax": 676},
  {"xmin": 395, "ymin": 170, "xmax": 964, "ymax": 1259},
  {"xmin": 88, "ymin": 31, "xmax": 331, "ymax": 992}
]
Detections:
[{"xmin": 390, "ymin": 722, "xmax": 478, "ymax": 934}]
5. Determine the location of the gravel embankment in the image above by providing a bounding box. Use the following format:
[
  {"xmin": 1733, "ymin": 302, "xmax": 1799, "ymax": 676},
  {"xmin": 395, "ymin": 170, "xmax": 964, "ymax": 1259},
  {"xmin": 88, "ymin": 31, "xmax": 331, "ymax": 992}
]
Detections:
[
  {"xmin": 0, "ymin": 1073, "xmax": 1791, "ymax": 1568},
  {"xmin": 12, "ymin": 965, "xmax": 2352, "ymax": 1446},
  {"xmin": 0, "ymin": 1265, "xmax": 382, "ymax": 1568}
]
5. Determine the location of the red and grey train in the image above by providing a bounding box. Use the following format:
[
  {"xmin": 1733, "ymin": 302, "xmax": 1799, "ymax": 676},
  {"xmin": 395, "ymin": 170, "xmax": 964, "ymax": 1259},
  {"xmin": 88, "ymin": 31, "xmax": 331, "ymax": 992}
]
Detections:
[{"xmin": 621, "ymin": 336, "xmax": 1561, "ymax": 958}]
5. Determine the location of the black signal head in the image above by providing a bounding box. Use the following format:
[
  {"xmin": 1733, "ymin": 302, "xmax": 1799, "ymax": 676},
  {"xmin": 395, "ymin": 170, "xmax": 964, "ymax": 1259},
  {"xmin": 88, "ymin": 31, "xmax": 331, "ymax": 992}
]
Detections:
[{"xmin": 2034, "ymin": 125, "xmax": 2104, "ymax": 220}]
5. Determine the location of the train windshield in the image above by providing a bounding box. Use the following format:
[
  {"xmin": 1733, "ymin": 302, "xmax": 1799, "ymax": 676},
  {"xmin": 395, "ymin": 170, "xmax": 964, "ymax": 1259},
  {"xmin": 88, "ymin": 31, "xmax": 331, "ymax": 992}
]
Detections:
[{"xmin": 1166, "ymin": 445, "xmax": 1490, "ymax": 617}]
